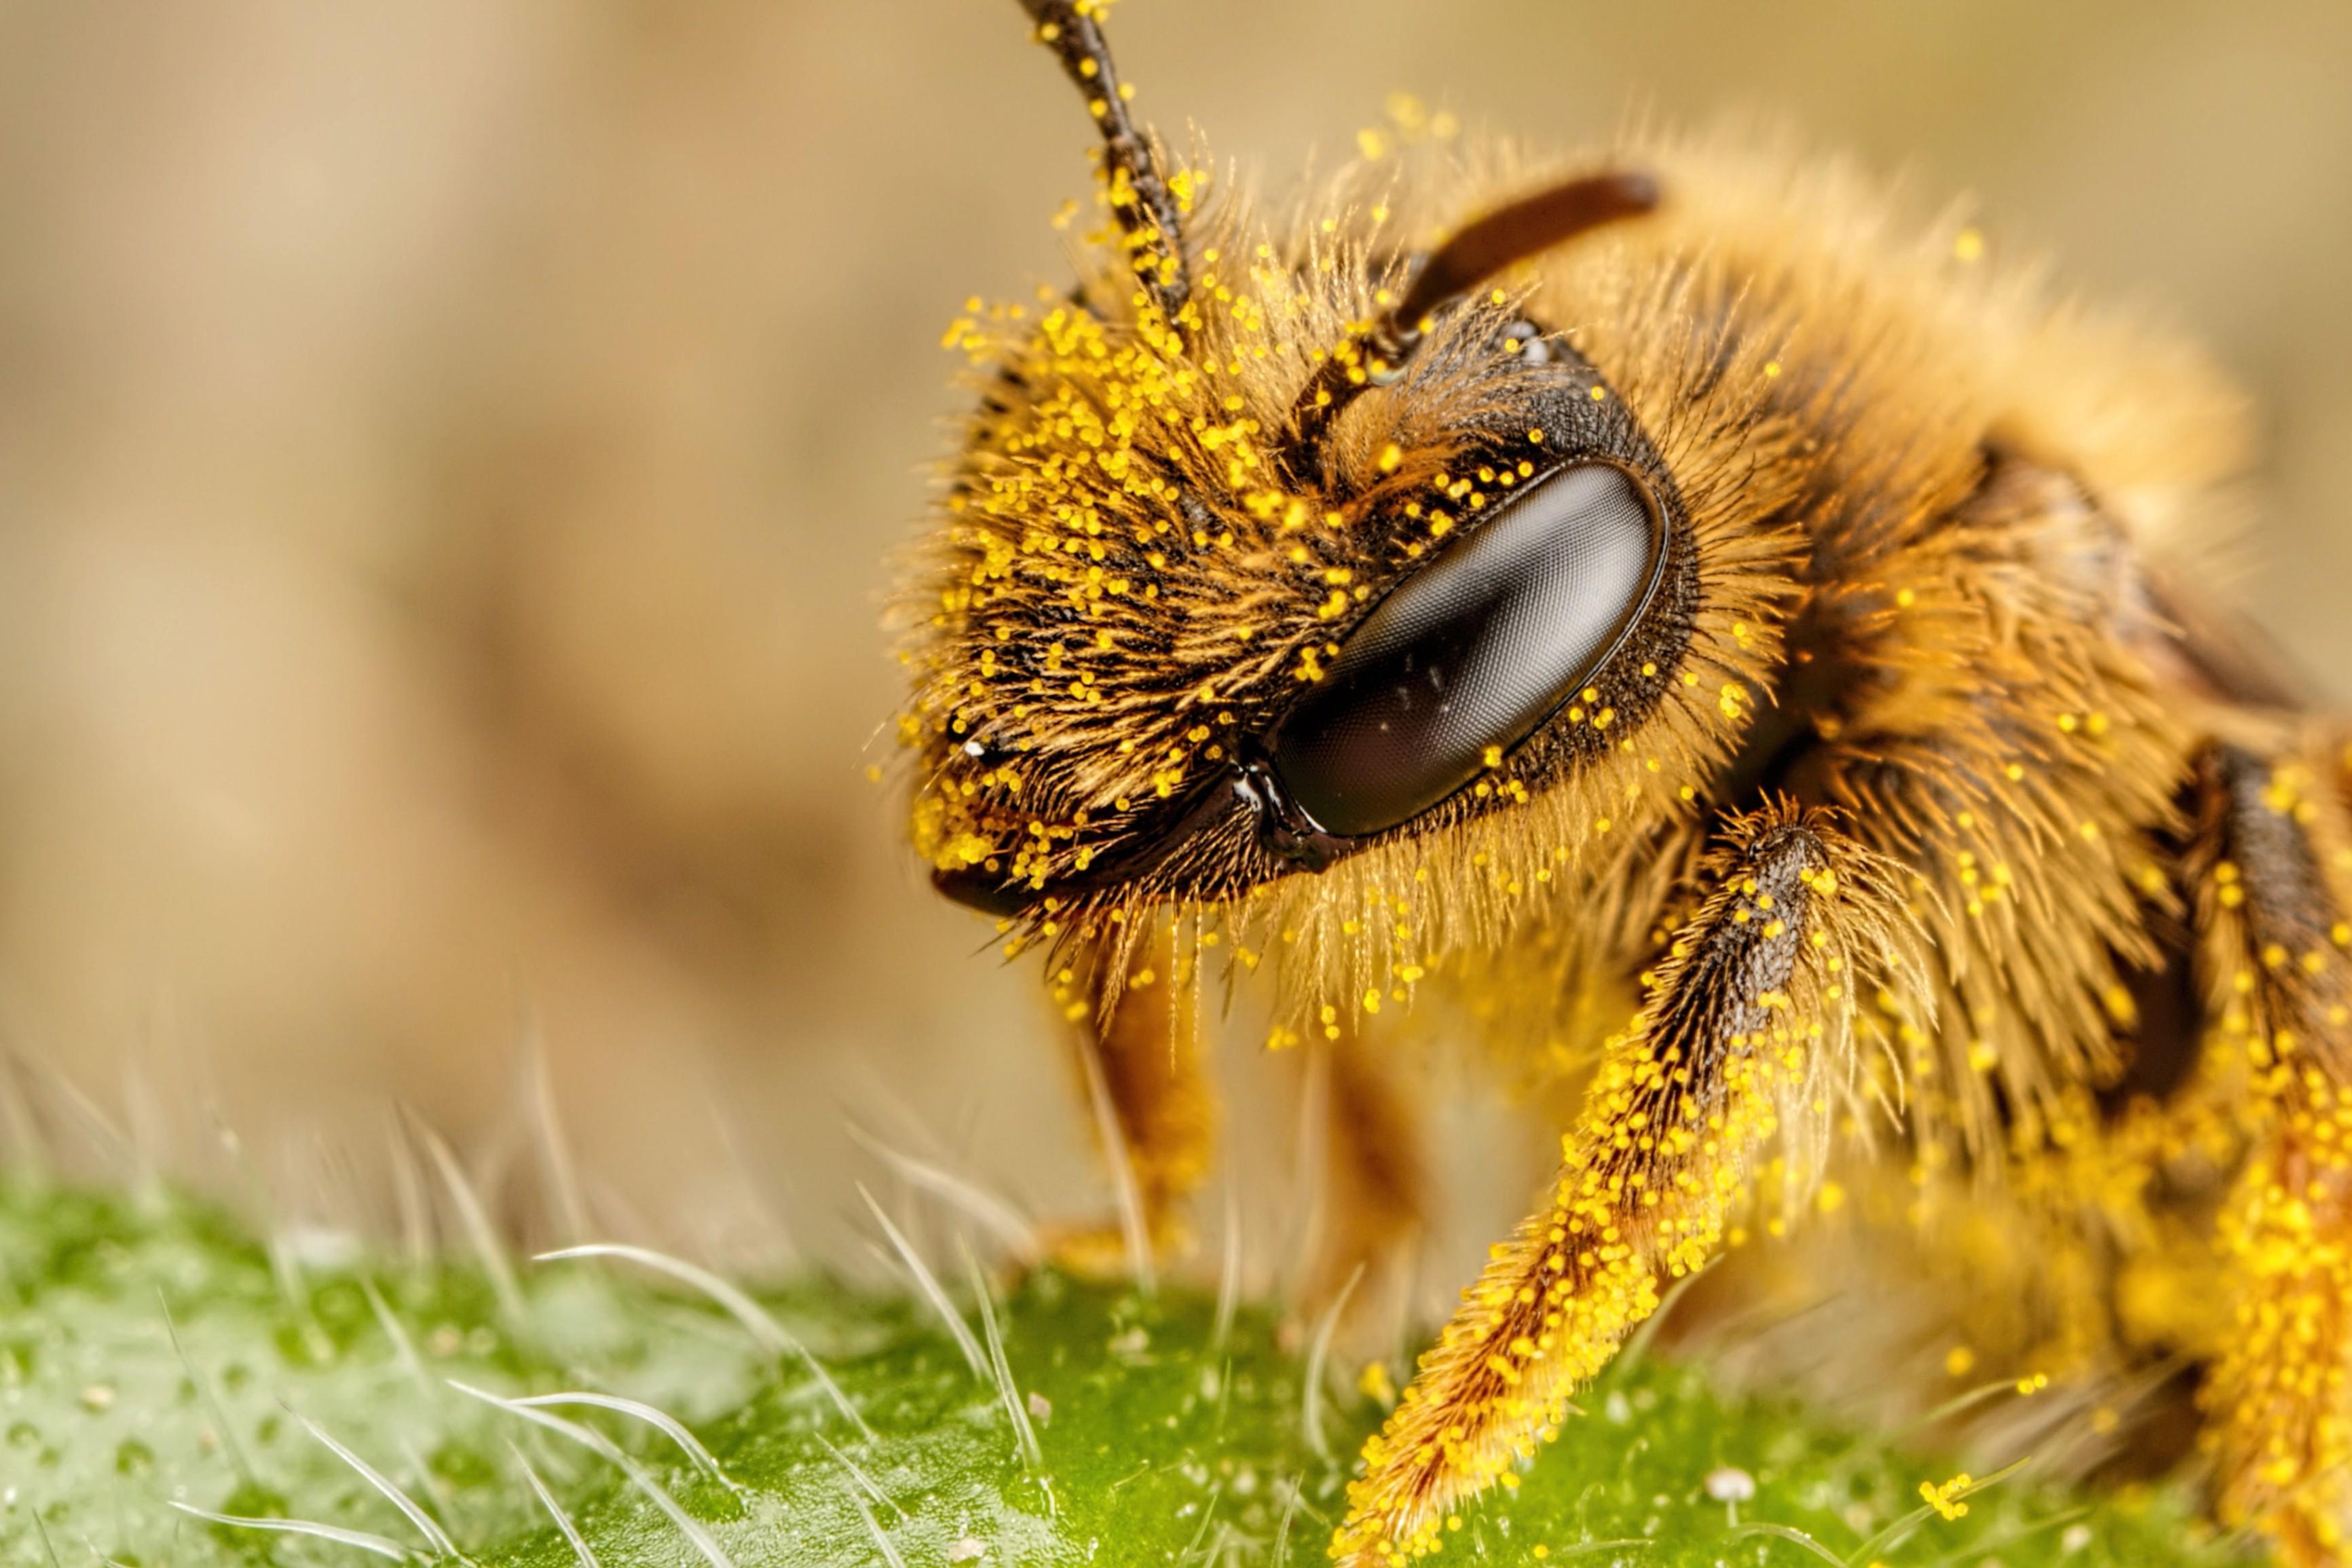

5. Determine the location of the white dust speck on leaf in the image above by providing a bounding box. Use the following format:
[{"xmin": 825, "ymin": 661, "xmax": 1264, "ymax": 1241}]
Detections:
[{"xmin": 1703, "ymin": 1466, "xmax": 1755, "ymax": 1503}]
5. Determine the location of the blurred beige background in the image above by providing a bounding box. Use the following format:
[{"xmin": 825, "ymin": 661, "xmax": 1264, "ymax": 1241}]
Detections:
[{"xmin": 1, "ymin": 1, "xmax": 2348, "ymax": 1273}]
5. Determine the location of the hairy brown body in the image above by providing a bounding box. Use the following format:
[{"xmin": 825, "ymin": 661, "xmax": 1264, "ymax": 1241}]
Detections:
[{"xmin": 898, "ymin": 10, "xmax": 2352, "ymax": 1558}]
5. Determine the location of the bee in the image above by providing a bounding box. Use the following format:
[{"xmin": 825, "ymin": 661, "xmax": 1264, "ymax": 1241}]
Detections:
[{"xmin": 897, "ymin": 1, "xmax": 2352, "ymax": 1561}]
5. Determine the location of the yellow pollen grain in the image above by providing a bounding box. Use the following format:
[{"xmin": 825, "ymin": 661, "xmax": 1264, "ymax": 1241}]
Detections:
[{"xmin": 1921, "ymin": 1474, "xmax": 1973, "ymax": 1522}]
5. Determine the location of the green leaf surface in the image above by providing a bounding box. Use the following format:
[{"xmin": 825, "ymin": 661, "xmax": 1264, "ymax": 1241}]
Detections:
[{"xmin": 0, "ymin": 1182, "xmax": 2247, "ymax": 1566}]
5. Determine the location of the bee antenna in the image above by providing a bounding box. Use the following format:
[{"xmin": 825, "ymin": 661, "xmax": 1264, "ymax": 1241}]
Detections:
[
  {"xmin": 1284, "ymin": 170, "xmax": 1660, "ymax": 472},
  {"xmin": 1018, "ymin": 0, "xmax": 1191, "ymax": 322}
]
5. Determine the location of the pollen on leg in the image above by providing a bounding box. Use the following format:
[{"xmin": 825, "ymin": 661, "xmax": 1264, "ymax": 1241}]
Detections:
[{"xmin": 1328, "ymin": 807, "xmax": 1911, "ymax": 1563}]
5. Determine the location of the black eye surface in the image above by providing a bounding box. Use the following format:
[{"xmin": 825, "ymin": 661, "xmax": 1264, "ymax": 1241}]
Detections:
[{"xmin": 1266, "ymin": 462, "xmax": 1666, "ymax": 838}]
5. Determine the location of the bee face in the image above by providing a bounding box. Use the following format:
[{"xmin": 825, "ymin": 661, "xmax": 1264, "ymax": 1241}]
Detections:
[
  {"xmin": 902, "ymin": 9, "xmax": 1802, "ymax": 1007},
  {"xmin": 893, "ymin": 75, "xmax": 1814, "ymax": 956},
  {"xmin": 912, "ymin": 272, "xmax": 1706, "ymax": 929}
]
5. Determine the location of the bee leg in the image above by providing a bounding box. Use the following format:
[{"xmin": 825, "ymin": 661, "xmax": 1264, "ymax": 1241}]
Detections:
[
  {"xmin": 2188, "ymin": 740, "xmax": 2352, "ymax": 1565},
  {"xmin": 1331, "ymin": 805, "xmax": 1886, "ymax": 1565},
  {"xmin": 1044, "ymin": 917, "xmax": 1215, "ymax": 1275},
  {"xmin": 1301, "ymin": 1023, "xmax": 1428, "ymax": 1322}
]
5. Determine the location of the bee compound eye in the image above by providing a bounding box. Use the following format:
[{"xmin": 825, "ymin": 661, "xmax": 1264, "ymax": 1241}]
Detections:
[{"xmin": 1265, "ymin": 462, "xmax": 1666, "ymax": 838}]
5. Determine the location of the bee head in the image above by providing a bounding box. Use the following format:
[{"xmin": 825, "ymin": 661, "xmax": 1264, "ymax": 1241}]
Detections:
[{"xmin": 902, "ymin": 3, "xmax": 1791, "ymax": 1007}]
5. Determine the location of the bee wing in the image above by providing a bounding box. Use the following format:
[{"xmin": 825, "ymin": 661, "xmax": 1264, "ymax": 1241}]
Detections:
[{"xmin": 2146, "ymin": 561, "xmax": 2315, "ymax": 712}]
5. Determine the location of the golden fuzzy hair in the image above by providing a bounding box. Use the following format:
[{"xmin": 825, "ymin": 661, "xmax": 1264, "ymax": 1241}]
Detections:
[
  {"xmin": 901, "ymin": 127, "xmax": 2237, "ymax": 1093},
  {"xmin": 897, "ymin": 69, "xmax": 2352, "ymax": 1558}
]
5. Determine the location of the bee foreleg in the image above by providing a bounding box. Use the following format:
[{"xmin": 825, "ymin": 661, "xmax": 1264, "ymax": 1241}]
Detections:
[
  {"xmin": 2188, "ymin": 738, "xmax": 2352, "ymax": 1565},
  {"xmin": 1045, "ymin": 917, "xmax": 1216, "ymax": 1274},
  {"xmin": 1301, "ymin": 1023, "xmax": 1430, "ymax": 1324},
  {"xmin": 1330, "ymin": 803, "xmax": 1897, "ymax": 1565}
]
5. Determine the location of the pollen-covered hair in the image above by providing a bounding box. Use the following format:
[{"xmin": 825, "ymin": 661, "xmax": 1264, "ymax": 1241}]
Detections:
[
  {"xmin": 898, "ymin": 132, "xmax": 1829, "ymax": 1038},
  {"xmin": 894, "ymin": 12, "xmax": 2348, "ymax": 1558}
]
